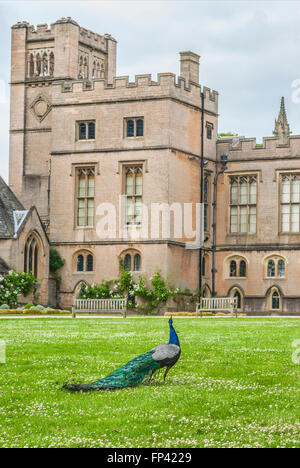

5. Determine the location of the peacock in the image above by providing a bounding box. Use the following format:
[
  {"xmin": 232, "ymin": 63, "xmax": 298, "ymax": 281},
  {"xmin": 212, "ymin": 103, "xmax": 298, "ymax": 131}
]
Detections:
[{"xmin": 63, "ymin": 317, "xmax": 181, "ymax": 392}]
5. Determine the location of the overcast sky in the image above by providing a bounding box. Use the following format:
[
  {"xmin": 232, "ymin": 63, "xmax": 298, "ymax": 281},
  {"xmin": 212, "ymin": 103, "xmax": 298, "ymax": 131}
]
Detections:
[{"xmin": 1, "ymin": 0, "xmax": 300, "ymax": 182}]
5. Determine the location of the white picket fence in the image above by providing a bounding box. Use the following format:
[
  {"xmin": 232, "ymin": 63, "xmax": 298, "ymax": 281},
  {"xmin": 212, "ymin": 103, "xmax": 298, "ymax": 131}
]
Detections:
[
  {"xmin": 196, "ymin": 297, "xmax": 238, "ymax": 317},
  {"xmin": 72, "ymin": 298, "xmax": 127, "ymax": 318}
]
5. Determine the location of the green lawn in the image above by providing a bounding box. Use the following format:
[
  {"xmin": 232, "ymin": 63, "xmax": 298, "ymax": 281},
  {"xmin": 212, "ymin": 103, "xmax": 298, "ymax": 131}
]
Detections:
[{"xmin": 0, "ymin": 317, "xmax": 299, "ymax": 448}]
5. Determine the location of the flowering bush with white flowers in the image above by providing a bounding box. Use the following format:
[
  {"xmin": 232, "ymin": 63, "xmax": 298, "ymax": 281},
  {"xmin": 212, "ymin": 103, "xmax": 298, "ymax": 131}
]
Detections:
[{"xmin": 0, "ymin": 271, "xmax": 37, "ymax": 308}]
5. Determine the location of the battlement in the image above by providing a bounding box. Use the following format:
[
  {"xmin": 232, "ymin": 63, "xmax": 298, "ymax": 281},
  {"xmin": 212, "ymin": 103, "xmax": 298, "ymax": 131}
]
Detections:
[
  {"xmin": 13, "ymin": 18, "xmax": 113, "ymax": 52},
  {"xmin": 217, "ymin": 134, "xmax": 300, "ymax": 160},
  {"xmin": 50, "ymin": 72, "xmax": 218, "ymax": 114}
]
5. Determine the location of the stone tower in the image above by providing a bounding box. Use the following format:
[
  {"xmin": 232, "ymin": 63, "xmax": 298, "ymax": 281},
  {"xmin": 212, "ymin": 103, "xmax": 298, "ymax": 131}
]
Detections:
[
  {"xmin": 273, "ymin": 96, "xmax": 291, "ymax": 144},
  {"xmin": 9, "ymin": 18, "xmax": 117, "ymax": 226}
]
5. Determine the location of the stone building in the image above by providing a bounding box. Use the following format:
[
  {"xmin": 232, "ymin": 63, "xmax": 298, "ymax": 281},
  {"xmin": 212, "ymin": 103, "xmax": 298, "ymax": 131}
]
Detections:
[
  {"xmin": 0, "ymin": 176, "xmax": 52, "ymax": 305},
  {"xmin": 5, "ymin": 17, "xmax": 300, "ymax": 314}
]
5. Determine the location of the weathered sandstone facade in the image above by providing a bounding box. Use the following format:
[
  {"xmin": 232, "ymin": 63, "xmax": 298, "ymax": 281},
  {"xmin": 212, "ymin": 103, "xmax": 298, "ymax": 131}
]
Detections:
[{"xmin": 6, "ymin": 18, "xmax": 300, "ymax": 314}]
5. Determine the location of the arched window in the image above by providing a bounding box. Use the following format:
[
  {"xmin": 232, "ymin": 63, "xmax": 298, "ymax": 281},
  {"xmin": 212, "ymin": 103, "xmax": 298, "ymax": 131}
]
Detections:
[
  {"xmin": 49, "ymin": 52, "xmax": 54, "ymax": 76},
  {"xmin": 136, "ymin": 119, "xmax": 144, "ymax": 137},
  {"xmin": 230, "ymin": 260, "xmax": 237, "ymax": 277},
  {"xmin": 77, "ymin": 255, "xmax": 84, "ymax": 272},
  {"xmin": 36, "ymin": 54, "xmax": 41, "ymax": 76},
  {"xmin": 124, "ymin": 254, "xmax": 132, "ymax": 271},
  {"xmin": 87, "ymin": 255, "xmax": 93, "ymax": 272},
  {"xmin": 278, "ymin": 259, "xmax": 285, "ymax": 277},
  {"xmin": 24, "ymin": 234, "xmax": 40, "ymax": 278},
  {"xmin": 122, "ymin": 251, "xmax": 142, "ymax": 272},
  {"xmin": 239, "ymin": 260, "xmax": 246, "ymax": 277},
  {"xmin": 267, "ymin": 260, "xmax": 275, "ymax": 277},
  {"xmin": 234, "ymin": 290, "xmax": 241, "ymax": 309},
  {"xmin": 272, "ymin": 291, "xmax": 280, "ymax": 310},
  {"xmin": 76, "ymin": 252, "xmax": 94, "ymax": 272},
  {"xmin": 127, "ymin": 120, "xmax": 134, "ymax": 137},
  {"xmin": 29, "ymin": 54, "xmax": 34, "ymax": 77},
  {"xmin": 42, "ymin": 52, "xmax": 48, "ymax": 76},
  {"xmin": 134, "ymin": 254, "xmax": 141, "ymax": 272},
  {"xmin": 88, "ymin": 122, "xmax": 95, "ymax": 140},
  {"xmin": 79, "ymin": 123, "xmax": 86, "ymax": 140},
  {"xmin": 202, "ymin": 256, "xmax": 206, "ymax": 276}
]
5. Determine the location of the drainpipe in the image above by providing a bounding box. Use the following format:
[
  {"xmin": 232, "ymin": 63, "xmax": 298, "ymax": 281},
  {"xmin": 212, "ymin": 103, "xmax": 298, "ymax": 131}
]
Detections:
[
  {"xmin": 211, "ymin": 153, "xmax": 228, "ymax": 297},
  {"xmin": 199, "ymin": 91, "xmax": 205, "ymax": 298}
]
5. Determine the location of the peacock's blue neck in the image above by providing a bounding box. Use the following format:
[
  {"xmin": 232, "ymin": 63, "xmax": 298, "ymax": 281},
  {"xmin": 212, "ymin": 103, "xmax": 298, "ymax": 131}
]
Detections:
[{"xmin": 169, "ymin": 323, "xmax": 180, "ymax": 346}]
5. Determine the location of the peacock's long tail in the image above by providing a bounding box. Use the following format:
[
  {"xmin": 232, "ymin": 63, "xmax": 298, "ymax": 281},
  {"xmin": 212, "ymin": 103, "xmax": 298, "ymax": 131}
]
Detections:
[{"xmin": 63, "ymin": 350, "xmax": 161, "ymax": 392}]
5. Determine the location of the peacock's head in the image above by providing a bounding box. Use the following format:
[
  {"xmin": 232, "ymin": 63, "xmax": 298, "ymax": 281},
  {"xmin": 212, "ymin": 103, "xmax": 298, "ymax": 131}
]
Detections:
[{"xmin": 168, "ymin": 316, "xmax": 173, "ymax": 326}]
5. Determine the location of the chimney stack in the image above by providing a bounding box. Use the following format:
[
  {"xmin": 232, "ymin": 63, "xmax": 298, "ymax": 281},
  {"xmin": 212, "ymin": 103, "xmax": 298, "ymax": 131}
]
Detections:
[{"xmin": 180, "ymin": 51, "xmax": 200, "ymax": 84}]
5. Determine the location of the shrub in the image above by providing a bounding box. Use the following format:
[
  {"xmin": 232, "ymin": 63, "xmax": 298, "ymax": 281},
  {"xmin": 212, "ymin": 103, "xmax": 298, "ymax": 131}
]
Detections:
[
  {"xmin": 50, "ymin": 248, "xmax": 65, "ymax": 273},
  {"xmin": 24, "ymin": 303, "xmax": 34, "ymax": 309},
  {"xmin": 0, "ymin": 271, "xmax": 37, "ymax": 308},
  {"xmin": 0, "ymin": 304, "xmax": 9, "ymax": 309},
  {"xmin": 79, "ymin": 281, "xmax": 122, "ymax": 300}
]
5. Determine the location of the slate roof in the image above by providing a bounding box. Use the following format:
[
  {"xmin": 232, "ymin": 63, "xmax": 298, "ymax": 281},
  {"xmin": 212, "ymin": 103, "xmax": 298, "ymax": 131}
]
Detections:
[{"xmin": 0, "ymin": 176, "xmax": 26, "ymax": 239}]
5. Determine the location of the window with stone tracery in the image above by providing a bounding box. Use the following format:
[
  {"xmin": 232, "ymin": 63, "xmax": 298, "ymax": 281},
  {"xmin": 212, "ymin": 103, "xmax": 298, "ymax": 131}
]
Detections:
[
  {"xmin": 24, "ymin": 233, "xmax": 40, "ymax": 278},
  {"xmin": 124, "ymin": 166, "xmax": 143, "ymax": 225},
  {"xmin": 230, "ymin": 175, "xmax": 257, "ymax": 233},
  {"xmin": 76, "ymin": 168, "xmax": 95, "ymax": 227},
  {"xmin": 27, "ymin": 50, "xmax": 54, "ymax": 78},
  {"xmin": 280, "ymin": 174, "xmax": 300, "ymax": 233}
]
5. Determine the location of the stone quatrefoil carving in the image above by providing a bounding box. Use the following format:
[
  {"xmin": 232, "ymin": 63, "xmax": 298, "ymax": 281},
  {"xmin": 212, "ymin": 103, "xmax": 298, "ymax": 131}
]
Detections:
[{"xmin": 30, "ymin": 95, "xmax": 52, "ymax": 122}]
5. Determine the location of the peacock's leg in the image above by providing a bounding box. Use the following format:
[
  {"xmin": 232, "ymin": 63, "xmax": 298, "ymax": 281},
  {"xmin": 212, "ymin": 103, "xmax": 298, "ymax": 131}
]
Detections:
[{"xmin": 163, "ymin": 366, "xmax": 171, "ymax": 383}]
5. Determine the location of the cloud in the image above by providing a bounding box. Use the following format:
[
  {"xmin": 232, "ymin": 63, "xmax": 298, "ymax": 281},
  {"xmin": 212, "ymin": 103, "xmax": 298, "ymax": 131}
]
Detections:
[{"xmin": 1, "ymin": 0, "xmax": 300, "ymax": 179}]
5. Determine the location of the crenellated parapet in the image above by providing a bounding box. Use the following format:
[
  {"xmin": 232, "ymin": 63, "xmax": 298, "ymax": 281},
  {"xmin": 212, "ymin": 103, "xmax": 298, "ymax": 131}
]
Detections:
[
  {"xmin": 49, "ymin": 72, "xmax": 218, "ymax": 114},
  {"xmin": 217, "ymin": 134, "xmax": 300, "ymax": 160}
]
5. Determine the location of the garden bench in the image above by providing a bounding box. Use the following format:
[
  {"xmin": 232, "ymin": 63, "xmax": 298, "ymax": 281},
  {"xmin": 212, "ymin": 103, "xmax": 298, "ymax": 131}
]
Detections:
[
  {"xmin": 196, "ymin": 297, "xmax": 238, "ymax": 317},
  {"xmin": 72, "ymin": 298, "xmax": 127, "ymax": 318}
]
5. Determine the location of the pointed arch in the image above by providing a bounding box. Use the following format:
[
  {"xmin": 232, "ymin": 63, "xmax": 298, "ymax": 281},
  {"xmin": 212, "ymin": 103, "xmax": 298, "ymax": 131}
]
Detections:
[
  {"xmin": 24, "ymin": 231, "xmax": 44, "ymax": 280},
  {"xmin": 266, "ymin": 285, "xmax": 283, "ymax": 312},
  {"xmin": 228, "ymin": 285, "xmax": 245, "ymax": 312},
  {"xmin": 73, "ymin": 280, "xmax": 89, "ymax": 299},
  {"xmin": 202, "ymin": 284, "xmax": 211, "ymax": 298}
]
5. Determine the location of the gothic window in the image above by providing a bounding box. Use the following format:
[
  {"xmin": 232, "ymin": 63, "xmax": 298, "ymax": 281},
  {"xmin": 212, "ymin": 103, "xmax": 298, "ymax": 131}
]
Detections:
[
  {"xmin": 122, "ymin": 251, "xmax": 142, "ymax": 272},
  {"xmin": 230, "ymin": 260, "xmax": 237, "ymax": 277},
  {"xmin": 29, "ymin": 54, "xmax": 34, "ymax": 77},
  {"xmin": 124, "ymin": 254, "xmax": 132, "ymax": 271},
  {"xmin": 272, "ymin": 291, "xmax": 280, "ymax": 310},
  {"xmin": 127, "ymin": 120, "xmax": 134, "ymax": 137},
  {"xmin": 204, "ymin": 175, "xmax": 210, "ymax": 232},
  {"xmin": 88, "ymin": 122, "xmax": 95, "ymax": 140},
  {"xmin": 234, "ymin": 290, "xmax": 241, "ymax": 309},
  {"xmin": 76, "ymin": 252, "xmax": 94, "ymax": 272},
  {"xmin": 267, "ymin": 260, "xmax": 275, "ymax": 277},
  {"xmin": 77, "ymin": 121, "xmax": 96, "ymax": 141},
  {"xmin": 228, "ymin": 256, "xmax": 248, "ymax": 278},
  {"xmin": 230, "ymin": 175, "xmax": 257, "ymax": 233},
  {"xmin": 239, "ymin": 260, "xmax": 246, "ymax": 277},
  {"xmin": 79, "ymin": 123, "xmax": 86, "ymax": 140},
  {"xmin": 280, "ymin": 174, "xmax": 300, "ymax": 232},
  {"xmin": 206, "ymin": 122, "xmax": 213, "ymax": 140},
  {"xmin": 202, "ymin": 256, "xmax": 206, "ymax": 276},
  {"xmin": 134, "ymin": 254, "xmax": 141, "ymax": 272},
  {"xmin": 77, "ymin": 255, "xmax": 84, "ymax": 272},
  {"xmin": 278, "ymin": 259, "xmax": 285, "ymax": 277},
  {"xmin": 124, "ymin": 166, "xmax": 143, "ymax": 225},
  {"xmin": 136, "ymin": 119, "xmax": 144, "ymax": 137},
  {"xmin": 125, "ymin": 118, "xmax": 144, "ymax": 138},
  {"xmin": 42, "ymin": 53, "xmax": 48, "ymax": 76},
  {"xmin": 36, "ymin": 54, "xmax": 41, "ymax": 76},
  {"xmin": 24, "ymin": 234, "xmax": 40, "ymax": 279},
  {"xmin": 266, "ymin": 257, "xmax": 286, "ymax": 278},
  {"xmin": 49, "ymin": 52, "xmax": 54, "ymax": 76},
  {"xmin": 76, "ymin": 168, "xmax": 95, "ymax": 227}
]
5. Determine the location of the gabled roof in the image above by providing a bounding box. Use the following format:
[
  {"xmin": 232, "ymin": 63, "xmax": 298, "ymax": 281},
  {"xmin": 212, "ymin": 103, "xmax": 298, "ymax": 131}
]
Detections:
[
  {"xmin": 0, "ymin": 176, "xmax": 28, "ymax": 239},
  {"xmin": 0, "ymin": 257, "xmax": 10, "ymax": 274}
]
